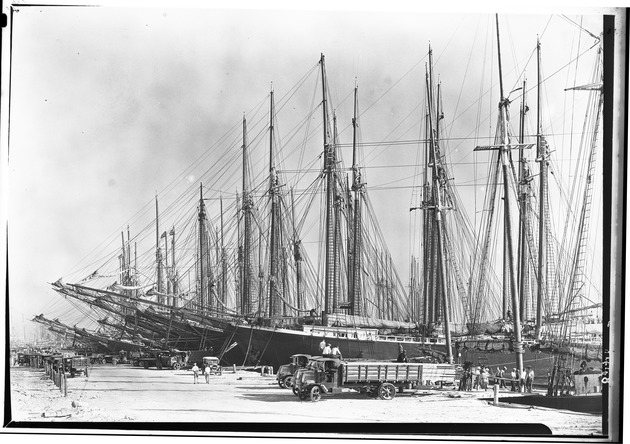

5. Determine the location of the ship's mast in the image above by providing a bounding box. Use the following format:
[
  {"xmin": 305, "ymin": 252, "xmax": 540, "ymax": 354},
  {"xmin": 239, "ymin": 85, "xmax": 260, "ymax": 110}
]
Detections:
[
  {"xmin": 162, "ymin": 229, "xmax": 169, "ymax": 297},
  {"xmin": 321, "ymin": 54, "xmax": 336, "ymax": 317},
  {"xmin": 291, "ymin": 189, "xmax": 304, "ymax": 312},
  {"xmin": 198, "ymin": 184, "xmax": 206, "ymax": 314},
  {"xmin": 155, "ymin": 195, "xmax": 164, "ymax": 305},
  {"xmin": 332, "ymin": 112, "xmax": 341, "ymax": 315},
  {"xmin": 426, "ymin": 52, "xmax": 453, "ymax": 364},
  {"xmin": 220, "ymin": 195, "xmax": 227, "ymax": 307},
  {"xmin": 496, "ymin": 14, "xmax": 524, "ymax": 373},
  {"xmin": 422, "ymin": 105, "xmax": 432, "ymax": 327},
  {"xmin": 170, "ymin": 226, "xmax": 177, "ymax": 307},
  {"xmin": 518, "ymin": 78, "xmax": 530, "ymax": 322},
  {"xmin": 241, "ymin": 116, "xmax": 253, "ymax": 316},
  {"xmin": 350, "ymin": 83, "xmax": 363, "ymax": 316},
  {"xmin": 535, "ymin": 39, "xmax": 547, "ymax": 338},
  {"xmin": 268, "ymin": 88, "xmax": 281, "ymax": 318}
]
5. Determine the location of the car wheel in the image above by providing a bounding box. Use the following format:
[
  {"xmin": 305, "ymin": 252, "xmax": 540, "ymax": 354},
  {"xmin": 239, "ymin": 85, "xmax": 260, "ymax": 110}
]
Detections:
[
  {"xmin": 310, "ymin": 385, "xmax": 321, "ymax": 402},
  {"xmin": 283, "ymin": 375, "xmax": 294, "ymax": 389}
]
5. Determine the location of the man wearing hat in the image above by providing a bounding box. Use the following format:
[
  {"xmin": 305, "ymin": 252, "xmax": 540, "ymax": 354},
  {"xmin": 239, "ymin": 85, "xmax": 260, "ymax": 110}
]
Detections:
[
  {"xmin": 510, "ymin": 368, "xmax": 517, "ymax": 392},
  {"xmin": 519, "ymin": 367, "xmax": 527, "ymax": 392},
  {"xmin": 525, "ymin": 366, "xmax": 535, "ymax": 393},
  {"xmin": 191, "ymin": 362, "xmax": 200, "ymax": 384}
]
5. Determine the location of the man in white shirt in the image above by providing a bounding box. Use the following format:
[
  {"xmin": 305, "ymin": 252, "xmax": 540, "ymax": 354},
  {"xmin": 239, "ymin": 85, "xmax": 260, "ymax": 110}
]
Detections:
[
  {"xmin": 525, "ymin": 366, "xmax": 535, "ymax": 393},
  {"xmin": 323, "ymin": 343, "xmax": 332, "ymax": 355},
  {"xmin": 319, "ymin": 338, "xmax": 327, "ymax": 352},
  {"xmin": 331, "ymin": 345, "xmax": 342, "ymax": 359},
  {"xmin": 191, "ymin": 363, "xmax": 200, "ymax": 384},
  {"xmin": 519, "ymin": 368, "xmax": 527, "ymax": 392}
]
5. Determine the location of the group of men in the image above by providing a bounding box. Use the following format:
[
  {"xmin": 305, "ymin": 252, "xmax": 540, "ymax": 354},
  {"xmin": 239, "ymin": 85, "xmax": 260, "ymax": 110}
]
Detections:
[
  {"xmin": 460, "ymin": 363, "xmax": 535, "ymax": 392},
  {"xmin": 510, "ymin": 366, "xmax": 535, "ymax": 393},
  {"xmin": 319, "ymin": 339, "xmax": 342, "ymax": 358},
  {"xmin": 190, "ymin": 362, "xmax": 213, "ymax": 384}
]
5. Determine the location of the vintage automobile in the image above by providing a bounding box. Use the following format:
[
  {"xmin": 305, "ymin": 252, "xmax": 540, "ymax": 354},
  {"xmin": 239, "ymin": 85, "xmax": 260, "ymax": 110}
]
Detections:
[
  {"xmin": 293, "ymin": 357, "xmax": 457, "ymax": 402},
  {"xmin": 90, "ymin": 353, "xmax": 120, "ymax": 365},
  {"xmin": 159, "ymin": 352, "xmax": 186, "ymax": 370},
  {"xmin": 276, "ymin": 354, "xmax": 311, "ymax": 389},
  {"xmin": 202, "ymin": 356, "xmax": 222, "ymax": 375},
  {"xmin": 62, "ymin": 356, "xmax": 90, "ymax": 377}
]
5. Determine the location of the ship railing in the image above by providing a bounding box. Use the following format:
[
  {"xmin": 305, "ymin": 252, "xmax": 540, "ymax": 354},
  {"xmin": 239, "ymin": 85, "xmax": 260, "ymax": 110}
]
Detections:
[{"xmin": 376, "ymin": 335, "xmax": 446, "ymax": 345}]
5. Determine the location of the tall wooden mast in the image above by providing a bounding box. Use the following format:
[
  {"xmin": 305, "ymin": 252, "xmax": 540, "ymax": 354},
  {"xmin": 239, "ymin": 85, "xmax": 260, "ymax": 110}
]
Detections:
[
  {"xmin": 220, "ymin": 195, "xmax": 227, "ymax": 306},
  {"xmin": 268, "ymin": 88, "xmax": 281, "ymax": 318},
  {"xmin": 155, "ymin": 195, "xmax": 164, "ymax": 305},
  {"xmin": 421, "ymin": 104, "xmax": 431, "ymax": 327},
  {"xmin": 242, "ymin": 116, "xmax": 253, "ymax": 316},
  {"xmin": 518, "ymin": 78, "xmax": 530, "ymax": 321},
  {"xmin": 198, "ymin": 184, "xmax": 206, "ymax": 314},
  {"xmin": 535, "ymin": 38, "xmax": 547, "ymax": 338},
  {"xmin": 425, "ymin": 51, "xmax": 453, "ymax": 363},
  {"xmin": 496, "ymin": 14, "xmax": 524, "ymax": 373},
  {"xmin": 350, "ymin": 82, "xmax": 363, "ymax": 316},
  {"xmin": 291, "ymin": 189, "xmax": 304, "ymax": 312},
  {"xmin": 170, "ymin": 226, "xmax": 177, "ymax": 307},
  {"xmin": 321, "ymin": 54, "xmax": 336, "ymax": 317}
]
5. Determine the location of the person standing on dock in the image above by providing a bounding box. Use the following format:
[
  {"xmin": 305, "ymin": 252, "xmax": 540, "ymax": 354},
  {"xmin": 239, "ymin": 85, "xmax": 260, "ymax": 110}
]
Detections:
[
  {"xmin": 192, "ymin": 363, "xmax": 200, "ymax": 384},
  {"xmin": 319, "ymin": 338, "xmax": 327, "ymax": 353},
  {"xmin": 519, "ymin": 367, "xmax": 527, "ymax": 392},
  {"xmin": 472, "ymin": 366, "xmax": 480, "ymax": 390},
  {"xmin": 525, "ymin": 366, "xmax": 534, "ymax": 393},
  {"xmin": 204, "ymin": 364, "xmax": 211, "ymax": 384},
  {"xmin": 510, "ymin": 368, "xmax": 517, "ymax": 392},
  {"xmin": 499, "ymin": 367, "xmax": 507, "ymax": 389},
  {"xmin": 480, "ymin": 367, "xmax": 489, "ymax": 390}
]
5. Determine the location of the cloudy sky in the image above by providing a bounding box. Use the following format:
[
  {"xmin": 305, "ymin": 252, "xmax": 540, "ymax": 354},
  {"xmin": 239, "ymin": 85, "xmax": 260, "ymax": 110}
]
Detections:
[{"xmin": 3, "ymin": 1, "xmax": 615, "ymax": 340}]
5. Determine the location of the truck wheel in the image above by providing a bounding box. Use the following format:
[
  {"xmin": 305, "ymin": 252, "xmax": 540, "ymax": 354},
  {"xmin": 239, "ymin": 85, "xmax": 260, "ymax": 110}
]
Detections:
[
  {"xmin": 172, "ymin": 363, "xmax": 181, "ymax": 370},
  {"xmin": 133, "ymin": 360, "xmax": 139, "ymax": 367},
  {"xmin": 282, "ymin": 375, "xmax": 294, "ymax": 389},
  {"xmin": 310, "ymin": 385, "xmax": 322, "ymax": 402},
  {"xmin": 278, "ymin": 378, "xmax": 286, "ymax": 389},
  {"xmin": 100, "ymin": 358, "xmax": 106, "ymax": 365},
  {"xmin": 292, "ymin": 385, "xmax": 300, "ymax": 396},
  {"xmin": 378, "ymin": 383, "xmax": 396, "ymax": 400}
]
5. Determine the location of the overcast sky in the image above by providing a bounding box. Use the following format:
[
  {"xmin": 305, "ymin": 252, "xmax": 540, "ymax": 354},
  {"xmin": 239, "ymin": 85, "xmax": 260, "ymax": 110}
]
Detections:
[{"xmin": 3, "ymin": 1, "xmax": 616, "ymax": 340}]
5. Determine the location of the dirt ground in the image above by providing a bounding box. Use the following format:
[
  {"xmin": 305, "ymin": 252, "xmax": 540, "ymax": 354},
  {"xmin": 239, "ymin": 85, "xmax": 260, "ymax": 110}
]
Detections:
[{"xmin": 5, "ymin": 364, "xmax": 604, "ymax": 438}]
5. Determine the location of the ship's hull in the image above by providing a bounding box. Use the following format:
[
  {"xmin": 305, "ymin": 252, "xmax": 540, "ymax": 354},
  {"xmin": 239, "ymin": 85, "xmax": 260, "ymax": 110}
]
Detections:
[
  {"xmin": 222, "ymin": 323, "xmax": 449, "ymax": 369},
  {"xmin": 457, "ymin": 347, "xmax": 555, "ymax": 385},
  {"xmin": 455, "ymin": 338, "xmax": 602, "ymax": 386},
  {"xmin": 222, "ymin": 323, "xmax": 563, "ymax": 381}
]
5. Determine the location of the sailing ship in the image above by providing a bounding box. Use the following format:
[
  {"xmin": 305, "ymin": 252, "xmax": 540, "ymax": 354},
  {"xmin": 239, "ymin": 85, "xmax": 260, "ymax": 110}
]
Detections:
[
  {"xmin": 226, "ymin": 14, "xmax": 604, "ymax": 374},
  {"xmin": 223, "ymin": 54, "xmax": 453, "ymax": 368},
  {"xmin": 37, "ymin": 15, "xmax": 602, "ymax": 383},
  {"xmin": 447, "ymin": 15, "xmax": 604, "ymax": 386}
]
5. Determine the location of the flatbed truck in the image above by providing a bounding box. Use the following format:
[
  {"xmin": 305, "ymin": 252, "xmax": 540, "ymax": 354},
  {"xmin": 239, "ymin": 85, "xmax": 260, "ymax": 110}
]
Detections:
[{"xmin": 293, "ymin": 357, "xmax": 457, "ymax": 402}]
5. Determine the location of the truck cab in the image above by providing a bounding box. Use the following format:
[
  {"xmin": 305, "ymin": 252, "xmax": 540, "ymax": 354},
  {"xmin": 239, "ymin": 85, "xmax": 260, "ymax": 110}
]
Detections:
[
  {"xmin": 294, "ymin": 357, "xmax": 344, "ymax": 401},
  {"xmin": 277, "ymin": 353, "xmax": 311, "ymax": 389}
]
